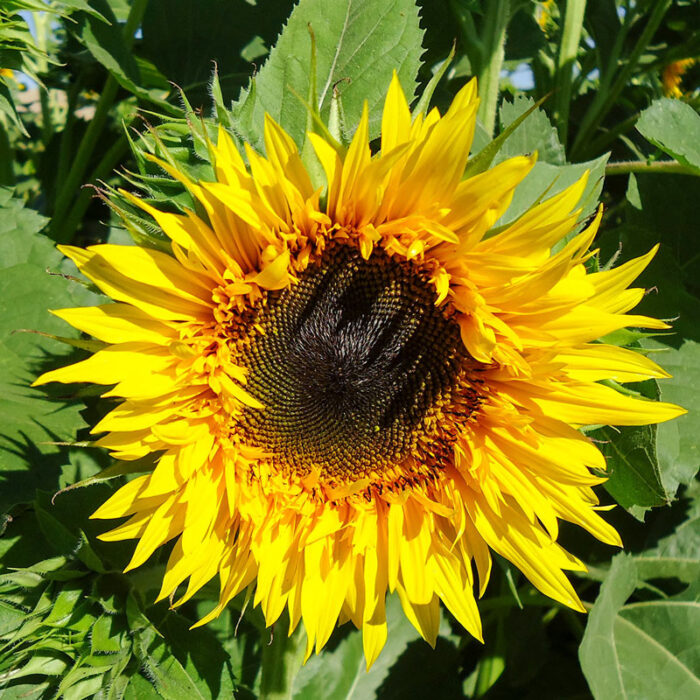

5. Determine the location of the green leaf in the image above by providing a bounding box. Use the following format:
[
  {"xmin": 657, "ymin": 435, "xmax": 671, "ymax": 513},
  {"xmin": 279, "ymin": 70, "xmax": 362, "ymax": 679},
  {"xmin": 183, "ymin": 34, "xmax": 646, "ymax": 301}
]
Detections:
[
  {"xmin": 77, "ymin": 0, "xmax": 140, "ymax": 83},
  {"xmin": 158, "ymin": 612, "xmax": 237, "ymax": 699},
  {"xmin": 497, "ymin": 153, "xmax": 609, "ymax": 228},
  {"xmin": 587, "ymin": 339, "xmax": 697, "ymax": 515},
  {"xmin": 642, "ymin": 481, "xmax": 700, "ymax": 579},
  {"xmin": 411, "ymin": 45, "xmax": 455, "ymax": 119},
  {"xmin": 496, "ymin": 95, "xmax": 565, "ymax": 165},
  {"xmin": 580, "ymin": 550, "xmax": 700, "ymax": 700},
  {"xmin": 91, "ymin": 614, "xmax": 124, "ymax": 655},
  {"xmin": 0, "ymin": 81, "xmax": 28, "ymax": 137},
  {"xmin": 590, "ymin": 379, "xmax": 667, "ymax": 517},
  {"xmin": 132, "ymin": 635, "xmax": 208, "ymax": 700},
  {"xmin": 230, "ymin": 0, "xmax": 424, "ymax": 152},
  {"xmin": 1, "ymin": 653, "xmax": 70, "ymax": 681},
  {"xmin": 643, "ymin": 341, "xmax": 700, "ymax": 499},
  {"xmin": 464, "ymin": 95, "xmax": 551, "ymax": 179},
  {"xmin": 34, "ymin": 498, "xmax": 106, "ymax": 574},
  {"xmin": 584, "ymin": 0, "xmax": 622, "ymax": 72},
  {"xmin": 293, "ymin": 594, "xmax": 461, "ymax": 699},
  {"xmin": 140, "ymin": 0, "xmax": 295, "ymax": 108},
  {"xmin": 54, "ymin": 456, "xmax": 152, "ymax": 497},
  {"xmin": 0, "ymin": 189, "xmax": 102, "ymax": 513},
  {"xmin": 59, "ymin": 0, "xmax": 110, "ymax": 21},
  {"xmin": 596, "ymin": 421, "xmax": 666, "ymax": 515},
  {"xmin": 74, "ymin": 0, "xmax": 173, "ymax": 112},
  {"xmin": 43, "ymin": 587, "xmax": 84, "ymax": 625},
  {"xmin": 598, "ymin": 173, "xmax": 700, "ymax": 345},
  {"xmin": 637, "ymin": 99, "xmax": 700, "ymax": 172},
  {"xmin": 504, "ymin": 7, "xmax": 545, "ymax": 62}
]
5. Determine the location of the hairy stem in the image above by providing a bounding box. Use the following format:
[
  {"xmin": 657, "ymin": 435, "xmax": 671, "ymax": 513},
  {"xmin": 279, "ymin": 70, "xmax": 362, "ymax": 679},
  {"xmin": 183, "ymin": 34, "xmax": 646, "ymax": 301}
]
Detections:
[
  {"xmin": 605, "ymin": 160, "xmax": 697, "ymax": 176},
  {"xmin": 476, "ymin": 0, "xmax": 511, "ymax": 136},
  {"xmin": 554, "ymin": 0, "xmax": 587, "ymax": 147}
]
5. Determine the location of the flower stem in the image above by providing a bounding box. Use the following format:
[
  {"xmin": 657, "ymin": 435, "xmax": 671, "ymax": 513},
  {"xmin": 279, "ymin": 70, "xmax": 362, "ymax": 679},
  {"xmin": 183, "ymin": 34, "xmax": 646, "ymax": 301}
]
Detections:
[
  {"xmin": 475, "ymin": 0, "xmax": 511, "ymax": 136},
  {"xmin": 34, "ymin": 12, "xmax": 54, "ymax": 145},
  {"xmin": 554, "ymin": 0, "xmax": 586, "ymax": 148},
  {"xmin": 259, "ymin": 622, "xmax": 306, "ymax": 700},
  {"xmin": 605, "ymin": 160, "xmax": 697, "ymax": 176},
  {"xmin": 51, "ymin": 0, "xmax": 149, "ymax": 243},
  {"xmin": 59, "ymin": 133, "xmax": 130, "ymax": 241},
  {"xmin": 570, "ymin": 0, "xmax": 671, "ymax": 160}
]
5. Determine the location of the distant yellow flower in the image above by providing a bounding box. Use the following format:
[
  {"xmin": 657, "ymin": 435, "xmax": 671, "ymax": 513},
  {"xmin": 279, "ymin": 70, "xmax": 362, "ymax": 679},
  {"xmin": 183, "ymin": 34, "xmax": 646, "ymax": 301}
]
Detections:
[
  {"xmin": 537, "ymin": 0, "xmax": 555, "ymax": 31},
  {"xmin": 0, "ymin": 68, "xmax": 25, "ymax": 90},
  {"xmin": 662, "ymin": 58, "xmax": 696, "ymax": 98},
  {"xmin": 35, "ymin": 74, "xmax": 683, "ymax": 667}
]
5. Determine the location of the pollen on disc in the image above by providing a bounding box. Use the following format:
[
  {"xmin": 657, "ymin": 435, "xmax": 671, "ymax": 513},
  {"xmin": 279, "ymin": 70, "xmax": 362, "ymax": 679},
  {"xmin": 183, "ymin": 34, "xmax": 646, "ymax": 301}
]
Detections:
[{"xmin": 237, "ymin": 243, "xmax": 479, "ymax": 479}]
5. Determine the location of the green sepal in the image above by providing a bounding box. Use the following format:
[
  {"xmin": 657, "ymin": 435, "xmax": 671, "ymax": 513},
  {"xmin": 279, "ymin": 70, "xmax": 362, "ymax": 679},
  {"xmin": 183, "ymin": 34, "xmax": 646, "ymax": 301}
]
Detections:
[{"xmin": 412, "ymin": 44, "xmax": 456, "ymax": 118}]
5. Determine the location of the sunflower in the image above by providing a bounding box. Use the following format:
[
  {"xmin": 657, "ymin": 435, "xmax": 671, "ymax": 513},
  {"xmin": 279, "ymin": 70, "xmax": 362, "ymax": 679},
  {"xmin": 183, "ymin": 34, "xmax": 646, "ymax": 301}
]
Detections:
[
  {"xmin": 35, "ymin": 74, "xmax": 683, "ymax": 666},
  {"xmin": 662, "ymin": 58, "xmax": 696, "ymax": 98}
]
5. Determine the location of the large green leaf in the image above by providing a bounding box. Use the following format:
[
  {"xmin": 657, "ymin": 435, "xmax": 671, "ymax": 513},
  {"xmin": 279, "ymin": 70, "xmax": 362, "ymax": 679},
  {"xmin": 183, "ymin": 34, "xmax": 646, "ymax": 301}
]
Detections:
[
  {"xmin": 585, "ymin": 377, "xmax": 668, "ymax": 517},
  {"xmin": 229, "ymin": 0, "xmax": 424, "ymax": 152},
  {"xmin": 643, "ymin": 341, "xmax": 700, "ymax": 499},
  {"xmin": 595, "ymin": 421, "xmax": 666, "ymax": 514},
  {"xmin": 585, "ymin": 341, "xmax": 697, "ymax": 516},
  {"xmin": 73, "ymin": 0, "xmax": 173, "ymax": 111},
  {"xmin": 496, "ymin": 95, "xmax": 566, "ymax": 165},
  {"xmin": 131, "ymin": 635, "xmax": 208, "ymax": 700},
  {"xmin": 496, "ymin": 154, "xmax": 608, "ymax": 231},
  {"xmin": 292, "ymin": 594, "xmax": 461, "ymax": 699},
  {"xmin": 642, "ymin": 481, "xmax": 700, "ymax": 582},
  {"xmin": 598, "ymin": 173, "xmax": 700, "ymax": 345},
  {"xmin": 637, "ymin": 99, "xmax": 700, "ymax": 172},
  {"xmin": 140, "ymin": 0, "xmax": 295, "ymax": 108},
  {"xmin": 580, "ymin": 532, "xmax": 700, "ymax": 699},
  {"xmin": 157, "ymin": 613, "xmax": 237, "ymax": 700},
  {"xmin": 0, "ymin": 188, "xmax": 101, "ymax": 513},
  {"xmin": 78, "ymin": 0, "xmax": 140, "ymax": 86},
  {"xmin": 0, "ymin": 501, "xmax": 235, "ymax": 699}
]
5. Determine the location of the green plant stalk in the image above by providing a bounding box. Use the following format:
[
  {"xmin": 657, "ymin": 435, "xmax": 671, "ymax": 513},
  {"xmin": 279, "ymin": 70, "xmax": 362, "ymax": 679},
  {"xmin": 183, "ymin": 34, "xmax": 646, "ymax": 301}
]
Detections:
[
  {"xmin": 449, "ymin": 1, "xmax": 483, "ymax": 74},
  {"xmin": 0, "ymin": 124, "xmax": 13, "ymax": 185},
  {"xmin": 571, "ymin": 0, "xmax": 671, "ymax": 159},
  {"xmin": 59, "ymin": 134, "xmax": 130, "ymax": 241},
  {"xmin": 51, "ymin": 75, "xmax": 120, "ymax": 240},
  {"xmin": 605, "ymin": 160, "xmax": 697, "ymax": 176},
  {"xmin": 476, "ymin": 0, "xmax": 510, "ymax": 136},
  {"xmin": 531, "ymin": 49, "xmax": 554, "ymax": 101},
  {"xmin": 587, "ymin": 1, "xmax": 632, "ymax": 100},
  {"xmin": 554, "ymin": 0, "xmax": 587, "ymax": 147},
  {"xmin": 51, "ymin": 0, "xmax": 149, "ymax": 242},
  {"xmin": 34, "ymin": 11, "xmax": 53, "ymax": 144},
  {"xmin": 259, "ymin": 623, "xmax": 306, "ymax": 700},
  {"xmin": 54, "ymin": 78, "xmax": 82, "ymax": 195}
]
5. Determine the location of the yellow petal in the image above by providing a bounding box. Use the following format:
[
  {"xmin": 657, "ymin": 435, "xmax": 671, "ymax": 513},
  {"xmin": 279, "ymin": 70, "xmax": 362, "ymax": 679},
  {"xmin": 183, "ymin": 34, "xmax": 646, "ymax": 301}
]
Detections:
[{"xmin": 50, "ymin": 304, "xmax": 176, "ymax": 345}]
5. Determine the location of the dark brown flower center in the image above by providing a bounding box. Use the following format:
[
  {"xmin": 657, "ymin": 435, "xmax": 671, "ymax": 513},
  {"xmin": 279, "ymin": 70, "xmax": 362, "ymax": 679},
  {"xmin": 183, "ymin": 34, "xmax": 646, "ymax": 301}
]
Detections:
[{"xmin": 238, "ymin": 243, "xmax": 479, "ymax": 478}]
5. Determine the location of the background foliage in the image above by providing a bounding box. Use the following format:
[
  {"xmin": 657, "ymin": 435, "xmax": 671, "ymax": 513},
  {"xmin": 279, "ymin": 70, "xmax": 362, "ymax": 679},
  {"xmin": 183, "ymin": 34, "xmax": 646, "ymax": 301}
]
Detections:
[{"xmin": 1, "ymin": 0, "xmax": 699, "ymax": 698}]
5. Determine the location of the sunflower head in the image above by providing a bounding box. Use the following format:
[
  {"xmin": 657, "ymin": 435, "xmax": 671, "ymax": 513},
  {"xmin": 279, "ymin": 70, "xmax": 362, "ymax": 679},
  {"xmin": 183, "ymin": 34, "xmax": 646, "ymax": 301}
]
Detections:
[{"xmin": 35, "ymin": 73, "xmax": 684, "ymax": 666}]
